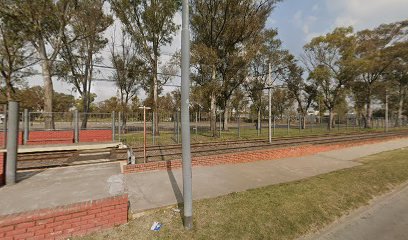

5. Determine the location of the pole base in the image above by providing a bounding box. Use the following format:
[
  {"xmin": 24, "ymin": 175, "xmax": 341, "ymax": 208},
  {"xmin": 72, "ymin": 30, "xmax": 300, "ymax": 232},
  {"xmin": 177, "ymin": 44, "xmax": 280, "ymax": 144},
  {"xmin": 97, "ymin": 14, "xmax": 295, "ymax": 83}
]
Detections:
[{"xmin": 184, "ymin": 216, "xmax": 193, "ymax": 230}]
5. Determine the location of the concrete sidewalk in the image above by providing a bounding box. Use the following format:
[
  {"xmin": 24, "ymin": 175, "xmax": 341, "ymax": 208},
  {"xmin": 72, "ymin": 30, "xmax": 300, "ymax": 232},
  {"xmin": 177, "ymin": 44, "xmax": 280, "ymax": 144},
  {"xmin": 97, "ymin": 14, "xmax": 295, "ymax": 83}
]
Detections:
[
  {"xmin": 125, "ymin": 138, "xmax": 408, "ymax": 213},
  {"xmin": 0, "ymin": 163, "xmax": 124, "ymax": 216}
]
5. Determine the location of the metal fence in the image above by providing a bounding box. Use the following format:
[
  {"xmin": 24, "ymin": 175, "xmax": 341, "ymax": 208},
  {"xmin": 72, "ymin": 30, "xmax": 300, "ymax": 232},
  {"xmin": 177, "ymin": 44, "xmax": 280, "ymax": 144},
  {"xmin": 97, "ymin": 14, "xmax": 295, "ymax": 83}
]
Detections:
[
  {"xmin": 118, "ymin": 111, "xmax": 408, "ymax": 147},
  {"xmin": 1, "ymin": 106, "xmax": 407, "ymax": 149}
]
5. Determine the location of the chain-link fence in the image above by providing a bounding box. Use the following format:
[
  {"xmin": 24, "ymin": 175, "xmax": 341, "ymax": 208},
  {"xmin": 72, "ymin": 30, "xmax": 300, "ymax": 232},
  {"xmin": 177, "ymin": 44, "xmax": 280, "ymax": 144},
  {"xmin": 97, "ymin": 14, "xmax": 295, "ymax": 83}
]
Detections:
[
  {"xmin": 0, "ymin": 109, "xmax": 116, "ymax": 148},
  {"xmin": 1, "ymin": 105, "xmax": 407, "ymax": 149},
  {"xmin": 118, "ymin": 110, "xmax": 408, "ymax": 147}
]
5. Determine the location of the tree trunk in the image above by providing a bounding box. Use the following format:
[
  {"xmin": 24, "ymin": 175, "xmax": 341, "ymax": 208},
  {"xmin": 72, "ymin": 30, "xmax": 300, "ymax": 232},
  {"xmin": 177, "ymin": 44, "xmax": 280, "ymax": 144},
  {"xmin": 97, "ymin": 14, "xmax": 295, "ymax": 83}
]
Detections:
[
  {"xmin": 328, "ymin": 109, "xmax": 333, "ymax": 130},
  {"xmin": 210, "ymin": 92, "xmax": 217, "ymax": 137},
  {"xmin": 366, "ymin": 97, "xmax": 372, "ymax": 128},
  {"xmin": 153, "ymin": 61, "xmax": 159, "ymax": 136},
  {"xmin": 257, "ymin": 108, "xmax": 261, "ymax": 136},
  {"xmin": 302, "ymin": 114, "xmax": 306, "ymax": 129},
  {"xmin": 41, "ymin": 60, "xmax": 55, "ymax": 129},
  {"xmin": 81, "ymin": 91, "xmax": 88, "ymax": 129},
  {"xmin": 223, "ymin": 102, "xmax": 229, "ymax": 131},
  {"xmin": 210, "ymin": 67, "xmax": 217, "ymax": 137},
  {"xmin": 397, "ymin": 88, "xmax": 405, "ymax": 127},
  {"xmin": 5, "ymin": 74, "xmax": 12, "ymax": 101}
]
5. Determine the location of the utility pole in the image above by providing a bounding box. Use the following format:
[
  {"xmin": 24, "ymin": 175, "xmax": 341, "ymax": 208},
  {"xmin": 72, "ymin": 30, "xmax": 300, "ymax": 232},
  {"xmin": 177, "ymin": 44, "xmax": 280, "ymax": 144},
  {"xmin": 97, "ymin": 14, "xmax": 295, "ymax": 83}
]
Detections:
[
  {"xmin": 6, "ymin": 101, "xmax": 19, "ymax": 185},
  {"xmin": 181, "ymin": 0, "xmax": 193, "ymax": 230},
  {"xmin": 268, "ymin": 63, "xmax": 272, "ymax": 144},
  {"xmin": 139, "ymin": 106, "xmax": 151, "ymax": 163}
]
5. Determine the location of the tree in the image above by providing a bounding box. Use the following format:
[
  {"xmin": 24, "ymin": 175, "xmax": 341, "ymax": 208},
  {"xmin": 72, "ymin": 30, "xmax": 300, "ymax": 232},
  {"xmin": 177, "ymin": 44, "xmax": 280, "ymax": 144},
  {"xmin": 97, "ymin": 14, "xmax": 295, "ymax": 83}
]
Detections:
[
  {"xmin": 244, "ymin": 76, "xmax": 266, "ymax": 133},
  {"xmin": 271, "ymin": 88, "xmax": 293, "ymax": 118},
  {"xmin": 75, "ymin": 93, "xmax": 97, "ymax": 113},
  {"xmin": 111, "ymin": 29, "xmax": 145, "ymax": 130},
  {"xmin": 191, "ymin": 0, "xmax": 280, "ymax": 135},
  {"xmin": 0, "ymin": 15, "xmax": 36, "ymax": 101},
  {"xmin": 53, "ymin": 91, "xmax": 75, "ymax": 112},
  {"xmin": 0, "ymin": 0, "xmax": 76, "ymax": 128},
  {"xmin": 110, "ymin": 0, "xmax": 181, "ymax": 135},
  {"xmin": 354, "ymin": 20, "xmax": 408, "ymax": 128},
  {"xmin": 385, "ymin": 42, "xmax": 408, "ymax": 126},
  {"xmin": 303, "ymin": 27, "xmax": 357, "ymax": 129},
  {"xmin": 246, "ymin": 29, "xmax": 289, "ymax": 130},
  {"xmin": 0, "ymin": 85, "xmax": 75, "ymax": 112},
  {"xmin": 96, "ymin": 97, "xmax": 121, "ymax": 113},
  {"xmin": 281, "ymin": 54, "xmax": 317, "ymax": 129},
  {"xmin": 57, "ymin": 0, "xmax": 113, "ymax": 128}
]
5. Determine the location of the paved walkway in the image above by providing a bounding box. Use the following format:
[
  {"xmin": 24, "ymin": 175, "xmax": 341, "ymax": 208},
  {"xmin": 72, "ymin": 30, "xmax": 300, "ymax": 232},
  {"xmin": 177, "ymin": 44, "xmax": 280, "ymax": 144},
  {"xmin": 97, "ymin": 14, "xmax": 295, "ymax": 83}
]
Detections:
[
  {"xmin": 305, "ymin": 183, "xmax": 408, "ymax": 240},
  {"xmin": 0, "ymin": 163, "xmax": 124, "ymax": 215},
  {"xmin": 125, "ymin": 138, "xmax": 408, "ymax": 212}
]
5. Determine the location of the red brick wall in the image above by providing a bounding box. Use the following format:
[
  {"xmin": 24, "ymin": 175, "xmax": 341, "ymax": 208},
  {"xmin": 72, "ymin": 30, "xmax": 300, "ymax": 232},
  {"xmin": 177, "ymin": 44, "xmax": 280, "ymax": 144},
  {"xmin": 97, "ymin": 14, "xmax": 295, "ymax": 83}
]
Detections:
[
  {"xmin": 0, "ymin": 130, "xmax": 113, "ymax": 146},
  {"xmin": 0, "ymin": 132, "xmax": 23, "ymax": 147},
  {"xmin": 124, "ymin": 137, "xmax": 401, "ymax": 174},
  {"xmin": 27, "ymin": 131, "xmax": 74, "ymax": 145},
  {"xmin": 0, "ymin": 194, "xmax": 128, "ymax": 240},
  {"xmin": 0, "ymin": 152, "xmax": 5, "ymax": 186},
  {"xmin": 79, "ymin": 130, "xmax": 112, "ymax": 143}
]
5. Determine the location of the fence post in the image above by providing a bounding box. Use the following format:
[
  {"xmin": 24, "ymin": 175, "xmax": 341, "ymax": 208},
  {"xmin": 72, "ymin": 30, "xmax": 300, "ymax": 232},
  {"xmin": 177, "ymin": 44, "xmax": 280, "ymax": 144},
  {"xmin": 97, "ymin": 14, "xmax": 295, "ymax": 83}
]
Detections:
[
  {"xmin": 238, "ymin": 112, "xmax": 241, "ymax": 138},
  {"xmin": 298, "ymin": 115, "xmax": 301, "ymax": 134},
  {"xmin": 74, "ymin": 110, "xmax": 79, "ymax": 143},
  {"xmin": 6, "ymin": 101, "xmax": 19, "ymax": 185},
  {"xmin": 112, "ymin": 111, "xmax": 116, "ymax": 142},
  {"xmin": 151, "ymin": 112, "xmax": 155, "ymax": 145},
  {"xmin": 273, "ymin": 116, "xmax": 275, "ymax": 136},
  {"xmin": 118, "ymin": 112, "xmax": 122, "ymax": 143},
  {"xmin": 219, "ymin": 111, "xmax": 222, "ymax": 137},
  {"xmin": 177, "ymin": 111, "xmax": 180, "ymax": 144},
  {"xmin": 3, "ymin": 104, "xmax": 7, "ymax": 149},
  {"xmin": 195, "ymin": 112, "xmax": 198, "ymax": 137},
  {"xmin": 311, "ymin": 117, "xmax": 313, "ymax": 133},
  {"xmin": 23, "ymin": 109, "xmax": 29, "ymax": 145},
  {"xmin": 287, "ymin": 116, "xmax": 290, "ymax": 135}
]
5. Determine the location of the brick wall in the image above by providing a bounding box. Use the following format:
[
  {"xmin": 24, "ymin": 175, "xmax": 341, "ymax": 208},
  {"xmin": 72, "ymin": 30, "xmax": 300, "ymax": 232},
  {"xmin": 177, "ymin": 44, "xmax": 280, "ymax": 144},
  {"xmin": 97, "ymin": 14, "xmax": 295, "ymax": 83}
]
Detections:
[
  {"xmin": 0, "ymin": 130, "xmax": 112, "ymax": 146},
  {"xmin": 27, "ymin": 131, "xmax": 74, "ymax": 145},
  {"xmin": 0, "ymin": 194, "xmax": 128, "ymax": 240},
  {"xmin": 124, "ymin": 137, "xmax": 401, "ymax": 174},
  {"xmin": 0, "ymin": 132, "xmax": 23, "ymax": 147},
  {"xmin": 79, "ymin": 130, "xmax": 112, "ymax": 143}
]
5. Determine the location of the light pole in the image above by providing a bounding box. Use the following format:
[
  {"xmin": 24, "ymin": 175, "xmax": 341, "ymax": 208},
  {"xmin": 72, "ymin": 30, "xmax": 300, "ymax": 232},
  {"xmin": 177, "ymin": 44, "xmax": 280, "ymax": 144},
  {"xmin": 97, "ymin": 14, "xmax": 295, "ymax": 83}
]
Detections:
[
  {"xmin": 139, "ymin": 106, "xmax": 151, "ymax": 163},
  {"xmin": 181, "ymin": 0, "xmax": 193, "ymax": 230}
]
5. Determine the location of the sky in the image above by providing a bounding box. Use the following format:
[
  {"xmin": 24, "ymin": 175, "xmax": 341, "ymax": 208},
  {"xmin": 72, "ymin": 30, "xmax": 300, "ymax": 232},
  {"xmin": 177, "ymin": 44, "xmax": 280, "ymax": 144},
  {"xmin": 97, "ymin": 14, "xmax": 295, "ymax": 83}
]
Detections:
[
  {"xmin": 270, "ymin": 0, "xmax": 408, "ymax": 56},
  {"xmin": 31, "ymin": 0, "xmax": 408, "ymax": 102}
]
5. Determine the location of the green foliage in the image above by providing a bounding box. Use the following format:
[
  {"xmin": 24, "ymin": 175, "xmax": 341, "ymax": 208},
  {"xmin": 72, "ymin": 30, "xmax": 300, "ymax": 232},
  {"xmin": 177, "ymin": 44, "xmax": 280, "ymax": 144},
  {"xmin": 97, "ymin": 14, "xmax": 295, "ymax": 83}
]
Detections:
[
  {"xmin": 0, "ymin": 85, "xmax": 75, "ymax": 112},
  {"xmin": 303, "ymin": 27, "xmax": 357, "ymax": 128},
  {"xmin": 57, "ymin": 0, "xmax": 113, "ymax": 117},
  {"xmin": 0, "ymin": 2, "xmax": 37, "ymax": 100}
]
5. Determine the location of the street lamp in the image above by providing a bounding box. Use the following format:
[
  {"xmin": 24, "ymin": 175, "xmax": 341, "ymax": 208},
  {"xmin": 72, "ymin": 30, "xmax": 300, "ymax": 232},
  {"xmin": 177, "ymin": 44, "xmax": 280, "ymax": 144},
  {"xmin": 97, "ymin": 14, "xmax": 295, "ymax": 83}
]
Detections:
[{"xmin": 181, "ymin": 0, "xmax": 193, "ymax": 230}]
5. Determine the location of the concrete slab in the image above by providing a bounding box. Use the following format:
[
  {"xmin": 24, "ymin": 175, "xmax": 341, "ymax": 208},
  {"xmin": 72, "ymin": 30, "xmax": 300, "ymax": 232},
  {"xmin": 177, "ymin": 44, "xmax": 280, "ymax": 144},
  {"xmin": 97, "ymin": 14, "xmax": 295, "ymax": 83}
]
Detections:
[
  {"xmin": 0, "ymin": 163, "xmax": 124, "ymax": 216},
  {"xmin": 125, "ymin": 138, "xmax": 408, "ymax": 213}
]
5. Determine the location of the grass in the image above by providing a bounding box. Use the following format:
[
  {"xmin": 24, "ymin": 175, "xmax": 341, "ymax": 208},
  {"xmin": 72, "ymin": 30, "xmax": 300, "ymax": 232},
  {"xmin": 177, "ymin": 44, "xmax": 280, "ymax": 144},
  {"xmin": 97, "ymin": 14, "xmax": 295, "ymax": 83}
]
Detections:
[
  {"xmin": 79, "ymin": 147, "xmax": 408, "ymax": 240},
  {"xmin": 120, "ymin": 125, "xmax": 405, "ymax": 147}
]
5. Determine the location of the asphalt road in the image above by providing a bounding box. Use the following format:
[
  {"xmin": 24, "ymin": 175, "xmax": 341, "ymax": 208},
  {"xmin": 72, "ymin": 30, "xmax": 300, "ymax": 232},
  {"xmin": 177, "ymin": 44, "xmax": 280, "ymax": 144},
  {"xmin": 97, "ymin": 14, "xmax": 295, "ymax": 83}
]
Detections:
[{"xmin": 308, "ymin": 183, "xmax": 408, "ymax": 240}]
